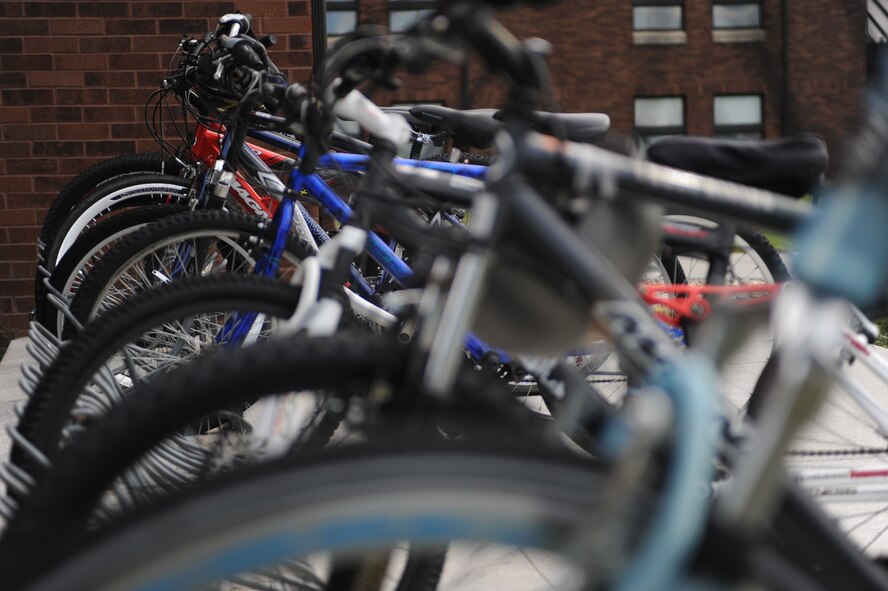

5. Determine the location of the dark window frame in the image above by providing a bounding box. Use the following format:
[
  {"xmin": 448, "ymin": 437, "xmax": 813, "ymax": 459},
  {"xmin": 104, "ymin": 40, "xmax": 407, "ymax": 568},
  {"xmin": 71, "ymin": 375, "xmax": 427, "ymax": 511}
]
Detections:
[
  {"xmin": 388, "ymin": 0, "xmax": 436, "ymax": 32},
  {"xmin": 712, "ymin": 0, "xmax": 763, "ymax": 30},
  {"xmin": 713, "ymin": 93, "xmax": 764, "ymax": 138},
  {"xmin": 326, "ymin": 0, "xmax": 359, "ymax": 38},
  {"xmin": 632, "ymin": 0, "xmax": 684, "ymax": 32},
  {"xmin": 634, "ymin": 95, "xmax": 687, "ymax": 139}
]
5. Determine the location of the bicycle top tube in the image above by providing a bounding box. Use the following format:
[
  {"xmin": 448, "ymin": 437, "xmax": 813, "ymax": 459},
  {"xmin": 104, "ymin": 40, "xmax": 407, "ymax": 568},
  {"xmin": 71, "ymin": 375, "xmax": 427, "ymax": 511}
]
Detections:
[{"xmin": 320, "ymin": 152, "xmax": 487, "ymax": 179}]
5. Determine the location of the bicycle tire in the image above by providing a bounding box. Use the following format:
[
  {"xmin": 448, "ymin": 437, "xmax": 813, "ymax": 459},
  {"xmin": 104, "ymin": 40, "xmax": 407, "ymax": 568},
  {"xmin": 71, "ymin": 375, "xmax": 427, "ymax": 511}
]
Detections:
[
  {"xmin": 39, "ymin": 153, "xmax": 183, "ymax": 263},
  {"xmin": 37, "ymin": 172, "xmax": 192, "ymax": 318},
  {"xmin": 12, "ymin": 275, "xmax": 315, "ymax": 481},
  {"xmin": 66, "ymin": 209, "xmax": 315, "ymax": 329},
  {"xmin": 1, "ymin": 333, "xmax": 463, "ymax": 588},
  {"xmin": 35, "ymin": 204, "xmax": 190, "ymax": 335},
  {"xmin": 48, "ymin": 173, "xmax": 193, "ymax": 269},
  {"xmin": 15, "ymin": 441, "xmax": 606, "ymax": 591}
]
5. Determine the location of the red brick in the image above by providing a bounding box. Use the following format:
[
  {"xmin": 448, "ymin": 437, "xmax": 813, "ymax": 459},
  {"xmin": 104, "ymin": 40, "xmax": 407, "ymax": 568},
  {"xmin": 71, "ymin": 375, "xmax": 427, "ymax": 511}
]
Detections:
[
  {"xmin": 3, "ymin": 124, "xmax": 56, "ymax": 141},
  {"xmin": 0, "ymin": 54, "xmax": 52, "ymax": 71},
  {"xmin": 0, "ymin": 107, "xmax": 29, "ymax": 123},
  {"xmin": 110, "ymin": 123, "xmax": 151, "ymax": 138},
  {"xmin": 0, "ymin": 142, "xmax": 31, "ymax": 158},
  {"xmin": 0, "ymin": 313, "xmax": 30, "ymax": 334},
  {"xmin": 158, "ymin": 18, "xmax": 210, "ymax": 34},
  {"xmin": 23, "ymin": 36, "xmax": 78, "ymax": 53},
  {"xmin": 55, "ymin": 54, "xmax": 109, "ymax": 71},
  {"xmin": 12, "ymin": 260, "xmax": 39, "ymax": 278},
  {"xmin": 84, "ymin": 106, "xmax": 136, "ymax": 123},
  {"xmin": 108, "ymin": 53, "xmax": 161, "ymax": 70},
  {"xmin": 137, "ymin": 35, "xmax": 186, "ymax": 52},
  {"xmin": 77, "ymin": 2, "xmax": 130, "ymax": 18},
  {"xmin": 288, "ymin": 1, "xmax": 307, "ymax": 16},
  {"xmin": 0, "ymin": 19, "xmax": 49, "ymax": 35},
  {"xmin": 14, "ymin": 296, "xmax": 35, "ymax": 313},
  {"xmin": 51, "ymin": 18, "xmax": 104, "ymax": 35},
  {"xmin": 0, "ymin": 37, "xmax": 23, "ymax": 53},
  {"xmin": 0, "ymin": 3, "xmax": 23, "ymax": 17},
  {"xmin": 0, "ymin": 300, "xmax": 13, "ymax": 315},
  {"xmin": 84, "ymin": 71, "xmax": 136, "ymax": 88},
  {"xmin": 79, "ymin": 36, "xmax": 132, "ymax": 53},
  {"xmin": 235, "ymin": 1, "xmax": 288, "ymax": 17},
  {"xmin": 30, "ymin": 106, "xmax": 82, "ymax": 123},
  {"xmin": 0, "ymin": 89, "xmax": 52, "ymax": 105},
  {"xmin": 56, "ymin": 88, "xmax": 109, "ymax": 105},
  {"xmin": 1, "ymin": 177, "xmax": 32, "ymax": 193},
  {"xmin": 111, "ymin": 88, "xmax": 158, "ymax": 105},
  {"xmin": 85, "ymin": 140, "xmax": 136, "ymax": 156},
  {"xmin": 0, "ymin": 73, "xmax": 27, "ymax": 89},
  {"xmin": 0, "ymin": 244, "xmax": 36, "ymax": 260},
  {"xmin": 28, "ymin": 71, "xmax": 84, "ymax": 88},
  {"xmin": 59, "ymin": 158, "xmax": 104, "ymax": 175},
  {"xmin": 25, "ymin": 2, "xmax": 76, "ymax": 17},
  {"xmin": 32, "ymin": 178, "xmax": 69, "ymax": 194},
  {"xmin": 288, "ymin": 34, "xmax": 308, "ymax": 50},
  {"xmin": 106, "ymin": 19, "xmax": 158, "ymax": 35},
  {"xmin": 0, "ymin": 210, "xmax": 36, "ymax": 227},
  {"xmin": 135, "ymin": 138, "xmax": 162, "ymax": 152},
  {"xmin": 9, "ymin": 225, "xmax": 44, "ymax": 244},
  {"xmin": 6, "ymin": 192, "xmax": 57, "ymax": 208},
  {"xmin": 259, "ymin": 16, "xmax": 310, "ymax": 34},
  {"xmin": 184, "ymin": 2, "xmax": 235, "ymax": 17},
  {"xmin": 0, "ymin": 279, "xmax": 34, "ymax": 296},
  {"xmin": 58, "ymin": 123, "xmax": 110, "ymax": 140},
  {"xmin": 132, "ymin": 3, "xmax": 182, "ymax": 18},
  {"xmin": 32, "ymin": 141, "xmax": 85, "ymax": 157},
  {"xmin": 6, "ymin": 159, "xmax": 58, "ymax": 174},
  {"xmin": 136, "ymin": 72, "xmax": 166, "ymax": 87}
]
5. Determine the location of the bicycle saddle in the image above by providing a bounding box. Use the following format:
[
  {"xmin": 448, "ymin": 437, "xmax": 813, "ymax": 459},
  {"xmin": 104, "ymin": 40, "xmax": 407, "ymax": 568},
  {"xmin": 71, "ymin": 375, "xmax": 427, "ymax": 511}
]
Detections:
[
  {"xmin": 646, "ymin": 135, "xmax": 828, "ymax": 198},
  {"xmin": 516, "ymin": 111, "xmax": 611, "ymax": 143},
  {"xmin": 409, "ymin": 106, "xmax": 502, "ymax": 148}
]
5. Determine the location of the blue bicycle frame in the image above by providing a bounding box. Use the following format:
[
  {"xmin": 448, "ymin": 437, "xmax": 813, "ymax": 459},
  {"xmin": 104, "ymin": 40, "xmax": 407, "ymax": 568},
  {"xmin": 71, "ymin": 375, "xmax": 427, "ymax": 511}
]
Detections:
[{"xmin": 220, "ymin": 128, "xmax": 497, "ymax": 362}]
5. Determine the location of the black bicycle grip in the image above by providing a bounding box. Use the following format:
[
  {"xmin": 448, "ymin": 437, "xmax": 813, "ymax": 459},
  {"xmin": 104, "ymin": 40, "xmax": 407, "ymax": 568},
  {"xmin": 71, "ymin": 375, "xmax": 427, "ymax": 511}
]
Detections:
[{"xmin": 231, "ymin": 40, "xmax": 265, "ymax": 71}]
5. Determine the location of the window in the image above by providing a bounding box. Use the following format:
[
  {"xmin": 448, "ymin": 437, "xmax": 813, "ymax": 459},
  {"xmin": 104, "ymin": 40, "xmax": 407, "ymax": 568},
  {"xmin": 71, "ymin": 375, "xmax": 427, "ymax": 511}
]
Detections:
[
  {"xmin": 635, "ymin": 97, "xmax": 685, "ymax": 141},
  {"xmin": 633, "ymin": 0, "xmax": 683, "ymax": 31},
  {"xmin": 712, "ymin": 0, "xmax": 762, "ymax": 29},
  {"xmin": 713, "ymin": 95, "xmax": 762, "ymax": 139},
  {"xmin": 389, "ymin": 1, "xmax": 436, "ymax": 33},
  {"xmin": 326, "ymin": 0, "xmax": 358, "ymax": 42}
]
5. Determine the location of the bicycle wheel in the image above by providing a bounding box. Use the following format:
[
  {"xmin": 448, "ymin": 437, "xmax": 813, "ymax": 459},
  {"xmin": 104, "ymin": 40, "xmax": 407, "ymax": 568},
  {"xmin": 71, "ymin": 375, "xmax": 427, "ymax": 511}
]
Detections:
[
  {"xmin": 47, "ymin": 173, "xmax": 192, "ymax": 272},
  {"xmin": 67, "ymin": 209, "xmax": 315, "ymax": 329},
  {"xmin": 38, "ymin": 153, "xmax": 183, "ymax": 265},
  {"xmin": 37, "ymin": 173, "xmax": 192, "ymax": 323},
  {"xmin": 36, "ymin": 204, "xmax": 190, "ymax": 336},
  {"xmin": 19, "ymin": 443, "xmax": 607, "ymax": 591},
  {"xmin": 746, "ymin": 341, "xmax": 888, "ymax": 556},
  {"xmin": 1, "ymin": 333, "xmax": 470, "ymax": 589},
  {"xmin": 658, "ymin": 220, "xmax": 789, "ymax": 415},
  {"xmin": 11, "ymin": 275, "xmax": 316, "ymax": 482}
]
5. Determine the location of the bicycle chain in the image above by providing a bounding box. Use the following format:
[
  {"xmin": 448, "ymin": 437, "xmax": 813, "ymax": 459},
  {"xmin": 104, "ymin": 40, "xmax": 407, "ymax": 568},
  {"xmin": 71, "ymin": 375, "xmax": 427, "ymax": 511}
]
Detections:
[{"xmin": 785, "ymin": 446, "xmax": 888, "ymax": 457}]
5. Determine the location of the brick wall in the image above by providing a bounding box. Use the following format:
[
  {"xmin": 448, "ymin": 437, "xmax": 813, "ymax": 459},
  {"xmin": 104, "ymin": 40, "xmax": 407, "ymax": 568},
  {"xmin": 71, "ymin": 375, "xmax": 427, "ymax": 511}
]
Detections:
[
  {"xmin": 0, "ymin": 1, "xmax": 312, "ymax": 336},
  {"xmin": 363, "ymin": 0, "xmax": 865, "ymax": 156}
]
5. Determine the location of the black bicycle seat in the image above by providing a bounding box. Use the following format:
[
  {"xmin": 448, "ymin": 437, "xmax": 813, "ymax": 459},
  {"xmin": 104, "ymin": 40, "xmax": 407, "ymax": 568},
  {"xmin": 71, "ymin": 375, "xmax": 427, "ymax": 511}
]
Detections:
[
  {"xmin": 646, "ymin": 135, "xmax": 828, "ymax": 198},
  {"xmin": 409, "ymin": 105, "xmax": 502, "ymax": 148},
  {"xmin": 524, "ymin": 111, "xmax": 611, "ymax": 143}
]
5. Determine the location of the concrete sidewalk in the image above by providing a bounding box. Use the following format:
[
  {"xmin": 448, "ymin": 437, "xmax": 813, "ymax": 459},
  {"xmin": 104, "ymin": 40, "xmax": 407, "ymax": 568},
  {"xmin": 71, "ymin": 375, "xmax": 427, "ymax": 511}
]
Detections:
[{"xmin": 0, "ymin": 338, "xmax": 28, "ymax": 461}]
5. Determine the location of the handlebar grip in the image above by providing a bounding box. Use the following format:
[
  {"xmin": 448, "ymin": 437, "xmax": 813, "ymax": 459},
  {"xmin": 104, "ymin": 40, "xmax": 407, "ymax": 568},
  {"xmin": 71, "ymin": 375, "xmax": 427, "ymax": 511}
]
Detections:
[
  {"xmin": 218, "ymin": 13, "xmax": 252, "ymax": 36},
  {"xmin": 231, "ymin": 41, "xmax": 265, "ymax": 71}
]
